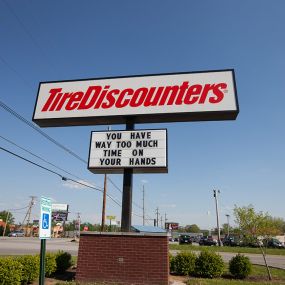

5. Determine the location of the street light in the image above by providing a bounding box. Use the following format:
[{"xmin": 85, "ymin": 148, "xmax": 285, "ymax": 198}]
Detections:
[
  {"xmin": 213, "ymin": 189, "xmax": 222, "ymax": 246},
  {"xmin": 226, "ymin": 214, "xmax": 230, "ymax": 236}
]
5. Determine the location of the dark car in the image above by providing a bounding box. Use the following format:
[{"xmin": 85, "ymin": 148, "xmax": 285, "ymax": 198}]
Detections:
[
  {"xmin": 199, "ymin": 236, "xmax": 218, "ymax": 246},
  {"xmin": 264, "ymin": 238, "xmax": 284, "ymax": 249},
  {"xmin": 179, "ymin": 234, "xmax": 193, "ymax": 245},
  {"xmin": 8, "ymin": 230, "xmax": 25, "ymax": 237},
  {"xmin": 223, "ymin": 236, "xmax": 241, "ymax": 247}
]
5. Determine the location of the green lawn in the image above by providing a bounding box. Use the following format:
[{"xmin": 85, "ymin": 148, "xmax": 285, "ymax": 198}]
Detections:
[
  {"xmin": 170, "ymin": 244, "xmax": 285, "ymax": 256},
  {"xmin": 185, "ymin": 264, "xmax": 285, "ymax": 285}
]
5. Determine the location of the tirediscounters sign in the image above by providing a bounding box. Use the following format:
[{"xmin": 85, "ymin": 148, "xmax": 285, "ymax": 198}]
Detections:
[
  {"xmin": 33, "ymin": 70, "xmax": 238, "ymax": 127},
  {"xmin": 88, "ymin": 129, "xmax": 167, "ymax": 174}
]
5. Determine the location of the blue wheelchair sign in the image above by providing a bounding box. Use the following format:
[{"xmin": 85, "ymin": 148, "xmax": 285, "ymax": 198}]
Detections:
[{"xmin": 42, "ymin": 213, "xmax": 50, "ymax": 229}]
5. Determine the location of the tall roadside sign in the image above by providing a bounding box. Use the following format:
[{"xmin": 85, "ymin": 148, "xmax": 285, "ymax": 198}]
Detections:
[{"xmin": 33, "ymin": 69, "xmax": 239, "ymax": 232}]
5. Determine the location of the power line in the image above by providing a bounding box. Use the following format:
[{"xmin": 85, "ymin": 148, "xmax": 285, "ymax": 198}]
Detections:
[
  {"xmin": 0, "ymin": 146, "xmax": 144, "ymax": 218},
  {"xmin": 0, "ymin": 100, "xmax": 87, "ymax": 163},
  {"xmin": 0, "ymin": 134, "xmax": 86, "ymax": 181}
]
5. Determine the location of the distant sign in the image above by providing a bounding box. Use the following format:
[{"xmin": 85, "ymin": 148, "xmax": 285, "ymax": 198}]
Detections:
[
  {"xmin": 51, "ymin": 203, "xmax": 69, "ymax": 222},
  {"xmin": 32, "ymin": 70, "xmax": 238, "ymax": 127},
  {"xmin": 51, "ymin": 204, "xmax": 68, "ymax": 211},
  {"xmin": 88, "ymin": 129, "xmax": 167, "ymax": 174},
  {"xmin": 165, "ymin": 222, "xmax": 179, "ymax": 230},
  {"xmin": 106, "ymin": 216, "xmax": 116, "ymax": 220},
  {"xmin": 39, "ymin": 196, "xmax": 52, "ymax": 239}
]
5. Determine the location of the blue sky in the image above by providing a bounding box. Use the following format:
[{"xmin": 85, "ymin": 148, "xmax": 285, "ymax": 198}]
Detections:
[{"xmin": 0, "ymin": 0, "xmax": 284, "ymax": 230}]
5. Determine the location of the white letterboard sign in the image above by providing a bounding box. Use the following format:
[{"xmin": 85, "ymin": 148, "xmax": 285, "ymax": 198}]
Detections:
[{"xmin": 88, "ymin": 129, "xmax": 168, "ymax": 174}]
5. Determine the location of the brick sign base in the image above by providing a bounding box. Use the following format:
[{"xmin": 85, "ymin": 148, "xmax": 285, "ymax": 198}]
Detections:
[{"xmin": 76, "ymin": 232, "xmax": 169, "ymax": 285}]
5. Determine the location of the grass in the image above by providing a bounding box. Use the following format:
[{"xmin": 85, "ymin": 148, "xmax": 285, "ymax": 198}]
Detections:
[
  {"xmin": 170, "ymin": 244, "xmax": 285, "ymax": 256},
  {"xmin": 184, "ymin": 264, "xmax": 285, "ymax": 285}
]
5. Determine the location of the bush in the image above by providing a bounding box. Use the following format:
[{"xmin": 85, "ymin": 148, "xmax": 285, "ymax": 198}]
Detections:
[
  {"xmin": 171, "ymin": 251, "xmax": 196, "ymax": 276},
  {"xmin": 195, "ymin": 251, "xmax": 224, "ymax": 278},
  {"xmin": 169, "ymin": 253, "xmax": 175, "ymax": 273},
  {"xmin": 18, "ymin": 255, "xmax": 40, "ymax": 284},
  {"xmin": 0, "ymin": 257, "xmax": 23, "ymax": 285},
  {"xmin": 45, "ymin": 253, "xmax": 57, "ymax": 277},
  {"xmin": 55, "ymin": 251, "xmax": 72, "ymax": 273},
  {"xmin": 229, "ymin": 254, "xmax": 252, "ymax": 279}
]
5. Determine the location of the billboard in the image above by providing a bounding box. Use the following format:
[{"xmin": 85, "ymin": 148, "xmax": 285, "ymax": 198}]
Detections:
[
  {"xmin": 33, "ymin": 70, "xmax": 238, "ymax": 127},
  {"xmin": 165, "ymin": 222, "xmax": 179, "ymax": 230},
  {"xmin": 51, "ymin": 204, "xmax": 69, "ymax": 222},
  {"xmin": 88, "ymin": 129, "xmax": 167, "ymax": 174}
]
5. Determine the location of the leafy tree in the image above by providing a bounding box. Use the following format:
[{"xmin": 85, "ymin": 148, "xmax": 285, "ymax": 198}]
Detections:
[
  {"xmin": 233, "ymin": 205, "xmax": 282, "ymax": 280},
  {"xmin": 185, "ymin": 224, "xmax": 200, "ymax": 233},
  {"xmin": 0, "ymin": 211, "xmax": 14, "ymax": 224}
]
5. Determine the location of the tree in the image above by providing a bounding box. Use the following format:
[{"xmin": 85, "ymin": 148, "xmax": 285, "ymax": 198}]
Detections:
[
  {"xmin": 233, "ymin": 205, "xmax": 282, "ymax": 280},
  {"xmin": 0, "ymin": 211, "xmax": 15, "ymax": 225},
  {"xmin": 185, "ymin": 224, "xmax": 201, "ymax": 233}
]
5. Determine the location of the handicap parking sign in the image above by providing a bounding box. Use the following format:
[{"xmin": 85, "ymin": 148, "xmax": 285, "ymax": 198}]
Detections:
[
  {"xmin": 42, "ymin": 213, "xmax": 50, "ymax": 229},
  {"xmin": 39, "ymin": 196, "xmax": 52, "ymax": 239}
]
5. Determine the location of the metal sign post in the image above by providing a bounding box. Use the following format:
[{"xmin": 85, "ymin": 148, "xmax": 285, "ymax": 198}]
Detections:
[
  {"xmin": 121, "ymin": 121, "xmax": 134, "ymax": 232},
  {"xmin": 39, "ymin": 196, "xmax": 52, "ymax": 285}
]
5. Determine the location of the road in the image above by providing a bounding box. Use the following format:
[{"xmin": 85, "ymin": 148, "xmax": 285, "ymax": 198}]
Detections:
[{"xmin": 0, "ymin": 237, "xmax": 284, "ymax": 269}]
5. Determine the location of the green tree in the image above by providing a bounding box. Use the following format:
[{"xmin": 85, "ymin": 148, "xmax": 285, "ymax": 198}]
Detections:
[
  {"xmin": 0, "ymin": 211, "xmax": 15, "ymax": 224},
  {"xmin": 233, "ymin": 205, "xmax": 282, "ymax": 280},
  {"xmin": 185, "ymin": 224, "xmax": 200, "ymax": 233}
]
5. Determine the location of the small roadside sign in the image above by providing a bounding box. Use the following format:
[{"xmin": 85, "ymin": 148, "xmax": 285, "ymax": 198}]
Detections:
[{"xmin": 39, "ymin": 196, "xmax": 52, "ymax": 239}]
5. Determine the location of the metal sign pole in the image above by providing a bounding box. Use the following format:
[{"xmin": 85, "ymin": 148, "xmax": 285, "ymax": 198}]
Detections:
[
  {"xmin": 121, "ymin": 121, "xmax": 134, "ymax": 232},
  {"xmin": 39, "ymin": 239, "xmax": 46, "ymax": 285}
]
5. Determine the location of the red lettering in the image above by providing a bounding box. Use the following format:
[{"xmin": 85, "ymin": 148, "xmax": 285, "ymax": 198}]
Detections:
[
  {"xmin": 41, "ymin": 88, "xmax": 62, "ymax": 111},
  {"xmin": 65, "ymin": 92, "xmax": 84, "ymax": 110},
  {"xmin": 94, "ymin": 85, "xmax": 110, "ymax": 109},
  {"xmin": 209, "ymin": 83, "xmax": 226, "ymax": 103},
  {"xmin": 175, "ymin": 81, "xmax": 189, "ymax": 105},
  {"xmin": 130, "ymin": 87, "xmax": 148, "ymax": 107},
  {"xmin": 101, "ymin": 89, "xmax": 119, "ymax": 109},
  {"xmin": 184, "ymin": 84, "xmax": 202, "ymax": 104},
  {"xmin": 144, "ymin": 87, "xmax": 164, "ymax": 107},
  {"xmin": 78, "ymin": 86, "xmax": 102, "ymax": 110},
  {"xmin": 116, "ymin": 88, "xmax": 133, "ymax": 108}
]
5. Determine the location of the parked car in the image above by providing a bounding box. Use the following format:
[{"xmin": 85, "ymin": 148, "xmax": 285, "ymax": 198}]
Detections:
[
  {"xmin": 223, "ymin": 236, "xmax": 242, "ymax": 247},
  {"xmin": 199, "ymin": 236, "xmax": 218, "ymax": 246},
  {"xmin": 264, "ymin": 238, "xmax": 285, "ymax": 249},
  {"xmin": 8, "ymin": 231, "xmax": 25, "ymax": 237},
  {"xmin": 179, "ymin": 234, "xmax": 193, "ymax": 245}
]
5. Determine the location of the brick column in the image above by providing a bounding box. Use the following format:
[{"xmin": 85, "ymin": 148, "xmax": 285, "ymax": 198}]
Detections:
[{"xmin": 76, "ymin": 232, "xmax": 169, "ymax": 285}]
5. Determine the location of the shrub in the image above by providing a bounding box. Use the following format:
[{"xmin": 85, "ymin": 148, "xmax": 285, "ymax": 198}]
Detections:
[
  {"xmin": 18, "ymin": 255, "xmax": 40, "ymax": 284},
  {"xmin": 0, "ymin": 257, "xmax": 23, "ymax": 285},
  {"xmin": 195, "ymin": 251, "xmax": 224, "ymax": 278},
  {"xmin": 229, "ymin": 254, "xmax": 252, "ymax": 279},
  {"xmin": 171, "ymin": 251, "xmax": 196, "ymax": 276},
  {"xmin": 45, "ymin": 253, "xmax": 57, "ymax": 277},
  {"xmin": 55, "ymin": 251, "xmax": 72, "ymax": 273},
  {"xmin": 169, "ymin": 253, "xmax": 175, "ymax": 273}
]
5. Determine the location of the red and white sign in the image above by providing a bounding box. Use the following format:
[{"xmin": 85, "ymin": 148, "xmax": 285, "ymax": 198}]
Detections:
[{"xmin": 33, "ymin": 70, "xmax": 238, "ymax": 127}]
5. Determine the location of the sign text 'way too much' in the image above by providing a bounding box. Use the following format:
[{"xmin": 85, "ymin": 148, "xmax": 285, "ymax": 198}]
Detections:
[{"xmin": 88, "ymin": 130, "xmax": 167, "ymax": 174}]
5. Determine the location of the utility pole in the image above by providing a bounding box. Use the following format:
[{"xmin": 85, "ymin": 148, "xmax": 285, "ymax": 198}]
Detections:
[
  {"xmin": 101, "ymin": 126, "xmax": 111, "ymax": 232},
  {"xmin": 75, "ymin": 212, "xmax": 81, "ymax": 238},
  {"xmin": 101, "ymin": 174, "xmax": 107, "ymax": 231},
  {"xmin": 160, "ymin": 216, "xmax": 163, "ymax": 228},
  {"xmin": 226, "ymin": 214, "xmax": 230, "ymax": 236},
  {"xmin": 164, "ymin": 213, "xmax": 167, "ymax": 229},
  {"xmin": 22, "ymin": 196, "xmax": 36, "ymax": 236},
  {"xmin": 2, "ymin": 211, "xmax": 10, "ymax": 237},
  {"xmin": 142, "ymin": 184, "xmax": 145, "ymax": 226},
  {"xmin": 213, "ymin": 190, "xmax": 221, "ymax": 246},
  {"xmin": 155, "ymin": 207, "xmax": 159, "ymax": 227}
]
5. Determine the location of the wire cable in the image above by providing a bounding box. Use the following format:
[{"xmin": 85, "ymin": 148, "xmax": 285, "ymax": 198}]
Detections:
[{"xmin": 0, "ymin": 100, "xmax": 87, "ymax": 163}]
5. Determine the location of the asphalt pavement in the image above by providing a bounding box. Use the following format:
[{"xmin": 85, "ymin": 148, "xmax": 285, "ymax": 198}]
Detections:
[{"xmin": 0, "ymin": 237, "xmax": 284, "ymax": 270}]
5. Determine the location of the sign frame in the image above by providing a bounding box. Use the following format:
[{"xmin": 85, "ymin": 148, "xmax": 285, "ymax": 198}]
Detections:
[
  {"xmin": 88, "ymin": 128, "xmax": 168, "ymax": 174},
  {"xmin": 32, "ymin": 69, "xmax": 239, "ymax": 127}
]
